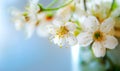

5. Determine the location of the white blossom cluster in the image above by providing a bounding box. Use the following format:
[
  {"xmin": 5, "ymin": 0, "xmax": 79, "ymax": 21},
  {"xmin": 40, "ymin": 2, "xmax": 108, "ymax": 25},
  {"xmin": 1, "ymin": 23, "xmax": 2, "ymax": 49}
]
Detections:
[{"xmin": 12, "ymin": 0, "xmax": 120, "ymax": 57}]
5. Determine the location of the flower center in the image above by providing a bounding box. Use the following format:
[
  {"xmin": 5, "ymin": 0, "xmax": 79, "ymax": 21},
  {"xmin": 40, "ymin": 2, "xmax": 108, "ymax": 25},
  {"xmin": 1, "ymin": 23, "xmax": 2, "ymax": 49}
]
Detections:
[
  {"xmin": 93, "ymin": 31, "xmax": 104, "ymax": 41},
  {"xmin": 35, "ymin": 20, "xmax": 40, "ymax": 26},
  {"xmin": 25, "ymin": 16, "xmax": 30, "ymax": 22},
  {"xmin": 56, "ymin": 26, "xmax": 69, "ymax": 38},
  {"xmin": 23, "ymin": 12, "xmax": 30, "ymax": 22}
]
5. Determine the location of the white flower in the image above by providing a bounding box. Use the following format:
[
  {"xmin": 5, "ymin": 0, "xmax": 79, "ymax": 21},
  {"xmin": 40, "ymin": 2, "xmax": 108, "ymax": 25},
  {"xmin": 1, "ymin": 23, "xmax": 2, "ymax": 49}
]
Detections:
[
  {"xmin": 47, "ymin": 3, "xmax": 79, "ymax": 45},
  {"xmin": 26, "ymin": 0, "xmax": 56, "ymax": 38},
  {"xmin": 77, "ymin": 16, "xmax": 118, "ymax": 57},
  {"xmin": 11, "ymin": 9, "xmax": 36, "ymax": 38},
  {"xmin": 11, "ymin": 9, "xmax": 26, "ymax": 31},
  {"xmin": 11, "ymin": 8, "xmax": 38, "ymax": 38},
  {"xmin": 111, "ymin": 8, "xmax": 120, "ymax": 25},
  {"xmin": 12, "ymin": 0, "xmax": 40, "ymax": 38},
  {"xmin": 24, "ymin": 0, "xmax": 40, "ymax": 38},
  {"xmin": 55, "ymin": 2, "xmax": 75, "ymax": 22},
  {"xmin": 27, "ymin": 0, "xmax": 39, "ymax": 14},
  {"xmin": 12, "ymin": 0, "xmax": 55, "ymax": 38},
  {"xmin": 87, "ymin": 1, "xmax": 112, "ymax": 22},
  {"xmin": 24, "ymin": 12, "xmax": 55, "ymax": 38},
  {"xmin": 36, "ymin": 12, "xmax": 55, "ymax": 37},
  {"xmin": 48, "ymin": 20, "xmax": 77, "ymax": 47}
]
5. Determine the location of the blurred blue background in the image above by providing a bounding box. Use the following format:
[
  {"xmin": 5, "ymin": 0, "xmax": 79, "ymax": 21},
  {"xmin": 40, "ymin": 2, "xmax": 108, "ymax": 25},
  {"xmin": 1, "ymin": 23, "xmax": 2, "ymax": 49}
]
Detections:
[{"xmin": 0, "ymin": 0, "xmax": 72, "ymax": 71}]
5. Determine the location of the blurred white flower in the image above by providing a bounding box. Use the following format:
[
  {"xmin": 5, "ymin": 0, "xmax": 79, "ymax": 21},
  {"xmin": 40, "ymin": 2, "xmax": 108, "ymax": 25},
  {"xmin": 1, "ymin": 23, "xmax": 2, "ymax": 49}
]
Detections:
[
  {"xmin": 26, "ymin": 0, "xmax": 57, "ymax": 38},
  {"xmin": 11, "ymin": 0, "xmax": 39, "ymax": 38},
  {"xmin": 87, "ymin": 1, "xmax": 112, "ymax": 22},
  {"xmin": 11, "ymin": 9, "xmax": 37, "ymax": 38},
  {"xmin": 48, "ymin": 21, "xmax": 77, "ymax": 47},
  {"xmin": 11, "ymin": 9, "xmax": 26, "ymax": 31},
  {"xmin": 12, "ymin": 0, "xmax": 56, "ymax": 38},
  {"xmin": 24, "ymin": 12, "xmax": 55, "ymax": 38},
  {"xmin": 27, "ymin": 0, "xmax": 40, "ymax": 14},
  {"xmin": 73, "ymin": 0, "xmax": 80, "ymax": 4},
  {"xmin": 36, "ymin": 12, "xmax": 55, "ymax": 37},
  {"xmin": 55, "ymin": 2, "xmax": 75, "ymax": 22},
  {"xmin": 46, "ymin": 3, "xmax": 79, "ymax": 47},
  {"xmin": 77, "ymin": 16, "xmax": 118, "ymax": 57}
]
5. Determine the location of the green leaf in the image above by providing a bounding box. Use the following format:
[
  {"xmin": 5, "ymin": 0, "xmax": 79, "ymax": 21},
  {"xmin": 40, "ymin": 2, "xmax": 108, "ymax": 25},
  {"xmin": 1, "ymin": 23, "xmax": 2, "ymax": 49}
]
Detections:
[{"xmin": 111, "ymin": 0, "xmax": 118, "ymax": 11}]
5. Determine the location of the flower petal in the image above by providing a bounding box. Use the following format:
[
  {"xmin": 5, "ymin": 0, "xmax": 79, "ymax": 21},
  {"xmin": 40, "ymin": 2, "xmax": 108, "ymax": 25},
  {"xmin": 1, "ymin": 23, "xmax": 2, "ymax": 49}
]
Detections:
[
  {"xmin": 37, "ymin": 12, "xmax": 46, "ymax": 20},
  {"xmin": 55, "ymin": 3, "xmax": 74, "ymax": 22},
  {"xmin": 11, "ymin": 9, "xmax": 22, "ymax": 17},
  {"xmin": 100, "ymin": 18, "xmax": 115, "ymax": 33},
  {"xmin": 36, "ymin": 24, "xmax": 49, "ymax": 37},
  {"xmin": 28, "ymin": 0, "xmax": 39, "ymax": 13},
  {"xmin": 74, "ymin": 4, "xmax": 86, "ymax": 17},
  {"xmin": 102, "ymin": 35, "xmax": 118, "ymax": 49},
  {"xmin": 53, "ymin": 37, "xmax": 66, "ymax": 47},
  {"xmin": 53, "ymin": 20, "xmax": 64, "ymax": 27},
  {"xmin": 47, "ymin": 24, "xmax": 57, "ymax": 35},
  {"xmin": 14, "ymin": 20, "xmax": 24, "ymax": 31},
  {"xmin": 77, "ymin": 32, "xmax": 93, "ymax": 46},
  {"xmin": 65, "ymin": 22, "xmax": 76, "ymax": 32},
  {"xmin": 65, "ymin": 34, "xmax": 77, "ymax": 46},
  {"xmin": 83, "ymin": 16, "xmax": 100, "ymax": 32},
  {"xmin": 92, "ymin": 42, "xmax": 106, "ymax": 57},
  {"xmin": 25, "ymin": 24, "xmax": 35, "ymax": 38}
]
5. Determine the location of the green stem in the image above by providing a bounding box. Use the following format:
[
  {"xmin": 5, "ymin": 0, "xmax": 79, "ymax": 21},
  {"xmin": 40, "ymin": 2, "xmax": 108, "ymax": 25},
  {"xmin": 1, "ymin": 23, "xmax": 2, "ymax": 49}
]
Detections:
[
  {"xmin": 83, "ymin": 0, "xmax": 87, "ymax": 11},
  {"xmin": 89, "ymin": 44, "xmax": 95, "ymax": 58},
  {"xmin": 110, "ymin": 0, "xmax": 115, "ymax": 11},
  {"xmin": 99, "ymin": 57, "xmax": 106, "ymax": 65},
  {"xmin": 46, "ymin": 0, "xmax": 58, "ymax": 8},
  {"xmin": 38, "ymin": 0, "xmax": 73, "ymax": 11},
  {"xmin": 107, "ymin": 0, "xmax": 115, "ymax": 18}
]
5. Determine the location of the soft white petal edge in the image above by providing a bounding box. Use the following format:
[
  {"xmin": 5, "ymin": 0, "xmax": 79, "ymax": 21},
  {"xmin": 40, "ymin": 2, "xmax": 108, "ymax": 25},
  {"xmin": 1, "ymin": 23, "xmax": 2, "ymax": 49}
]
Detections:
[
  {"xmin": 36, "ymin": 25, "xmax": 49, "ymax": 37},
  {"xmin": 29, "ymin": 0, "xmax": 39, "ymax": 12},
  {"xmin": 25, "ymin": 24, "xmax": 35, "ymax": 38},
  {"xmin": 53, "ymin": 37, "xmax": 66, "ymax": 47},
  {"xmin": 83, "ymin": 16, "xmax": 100, "ymax": 32},
  {"xmin": 65, "ymin": 34, "xmax": 77, "ymax": 46},
  {"xmin": 77, "ymin": 32, "xmax": 93, "ymax": 46},
  {"xmin": 55, "ymin": 5, "xmax": 72, "ymax": 22},
  {"xmin": 100, "ymin": 18, "xmax": 115, "ymax": 33},
  {"xmin": 47, "ymin": 24, "xmax": 57, "ymax": 35},
  {"xmin": 102, "ymin": 35, "xmax": 118, "ymax": 49},
  {"xmin": 52, "ymin": 20, "xmax": 64, "ymax": 27},
  {"xmin": 65, "ymin": 22, "xmax": 76, "ymax": 32},
  {"xmin": 14, "ymin": 20, "xmax": 24, "ymax": 31},
  {"xmin": 92, "ymin": 42, "xmax": 106, "ymax": 57}
]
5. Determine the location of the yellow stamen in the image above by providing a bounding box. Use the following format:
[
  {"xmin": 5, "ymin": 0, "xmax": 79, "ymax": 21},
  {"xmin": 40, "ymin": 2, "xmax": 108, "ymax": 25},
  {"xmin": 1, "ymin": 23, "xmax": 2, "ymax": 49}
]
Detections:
[
  {"xmin": 35, "ymin": 20, "xmax": 40, "ymax": 26},
  {"xmin": 56, "ymin": 26, "xmax": 69, "ymax": 38},
  {"xmin": 25, "ymin": 16, "xmax": 30, "ymax": 22}
]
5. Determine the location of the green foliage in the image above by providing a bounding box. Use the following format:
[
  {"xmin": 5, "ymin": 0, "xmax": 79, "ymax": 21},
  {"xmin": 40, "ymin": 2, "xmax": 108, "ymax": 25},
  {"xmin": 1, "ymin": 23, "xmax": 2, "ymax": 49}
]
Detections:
[
  {"xmin": 111, "ymin": 0, "xmax": 118, "ymax": 11},
  {"xmin": 22, "ymin": 12, "xmax": 28, "ymax": 17}
]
